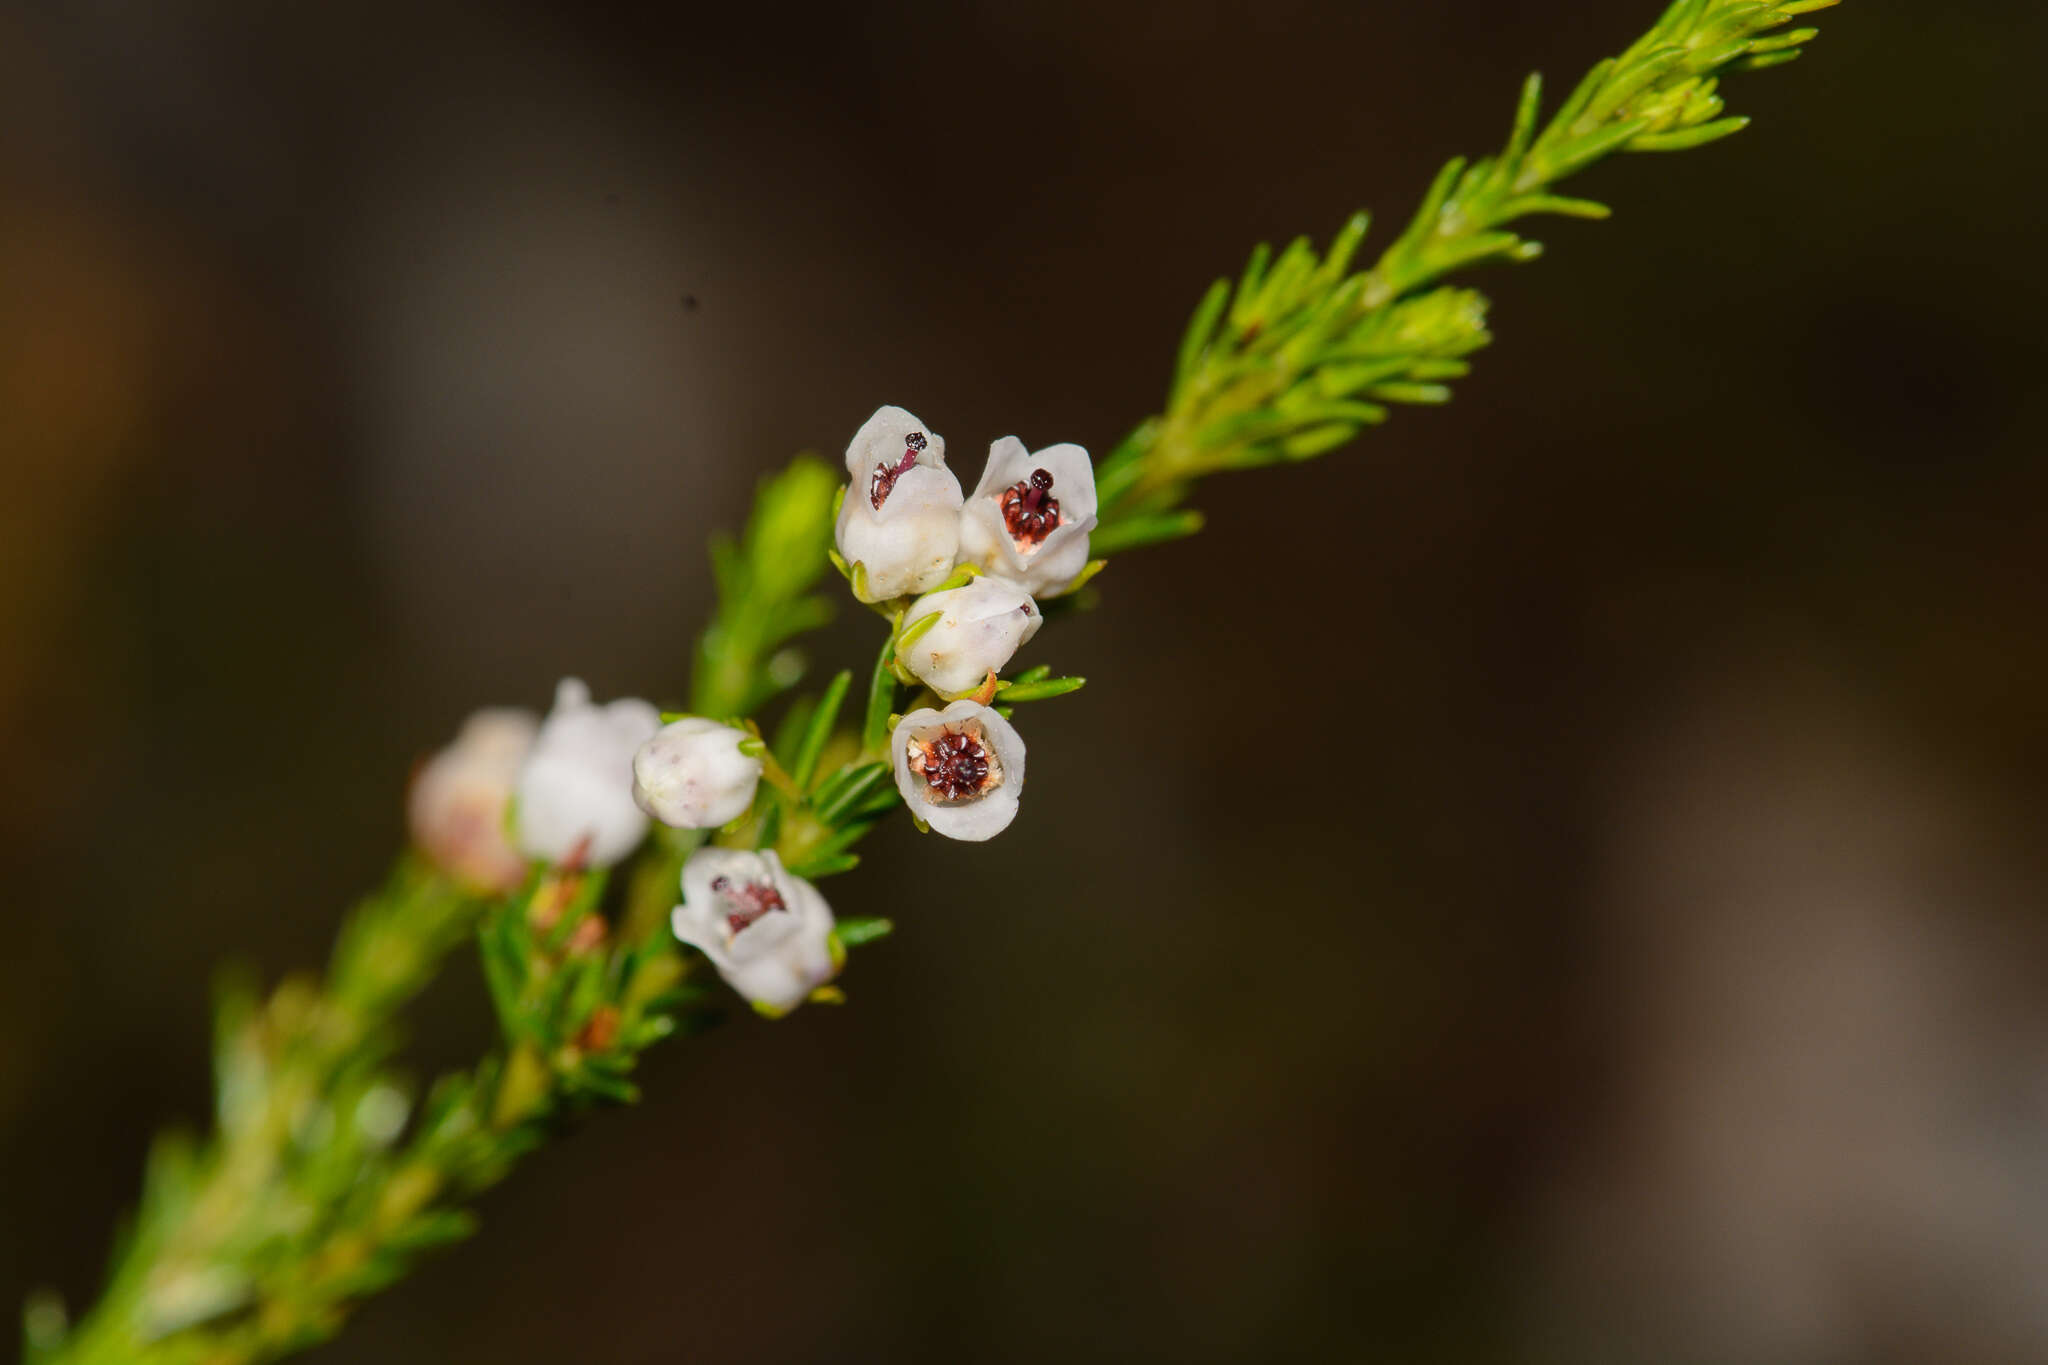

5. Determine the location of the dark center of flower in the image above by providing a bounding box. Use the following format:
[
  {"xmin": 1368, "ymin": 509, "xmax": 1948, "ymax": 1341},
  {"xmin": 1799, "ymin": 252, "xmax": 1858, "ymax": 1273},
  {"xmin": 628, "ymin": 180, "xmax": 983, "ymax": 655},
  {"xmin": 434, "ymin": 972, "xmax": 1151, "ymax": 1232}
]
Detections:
[
  {"xmin": 1000, "ymin": 467, "xmax": 1060, "ymax": 547},
  {"xmin": 868, "ymin": 431, "xmax": 928, "ymax": 510},
  {"xmin": 708, "ymin": 873, "xmax": 787, "ymax": 936},
  {"xmin": 914, "ymin": 728, "xmax": 995, "ymax": 802}
]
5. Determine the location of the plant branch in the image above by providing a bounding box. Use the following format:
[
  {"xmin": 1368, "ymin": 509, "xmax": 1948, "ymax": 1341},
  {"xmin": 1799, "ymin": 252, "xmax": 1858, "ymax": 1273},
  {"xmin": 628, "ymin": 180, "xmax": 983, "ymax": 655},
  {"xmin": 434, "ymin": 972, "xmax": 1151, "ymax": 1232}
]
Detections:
[
  {"xmin": 1094, "ymin": 0, "xmax": 1837, "ymax": 528},
  {"xmin": 30, "ymin": 4, "xmax": 1843, "ymax": 1361}
]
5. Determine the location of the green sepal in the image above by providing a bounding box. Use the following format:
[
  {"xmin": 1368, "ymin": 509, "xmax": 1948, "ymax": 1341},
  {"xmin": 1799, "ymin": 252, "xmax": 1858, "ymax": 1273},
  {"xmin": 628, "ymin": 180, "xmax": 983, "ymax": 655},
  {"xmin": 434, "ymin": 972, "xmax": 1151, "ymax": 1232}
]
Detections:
[
  {"xmin": 927, "ymin": 562, "xmax": 982, "ymax": 595},
  {"xmin": 895, "ymin": 609, "xmax": 943, "ymax": 653}
]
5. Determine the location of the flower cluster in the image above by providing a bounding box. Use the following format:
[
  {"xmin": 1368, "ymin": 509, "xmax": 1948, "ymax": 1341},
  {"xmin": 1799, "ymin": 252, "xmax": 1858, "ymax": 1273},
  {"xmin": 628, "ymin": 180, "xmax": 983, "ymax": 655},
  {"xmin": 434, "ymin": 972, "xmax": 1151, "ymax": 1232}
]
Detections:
[
  {"xmin": 409, "ymin": 406, "xmax": 1094, "ymax": 1017},
  {"xmin": 832, "ymin": 405, "xmax": 1096, "ymax": 844},
  {"xmin": 834, "ymin": 405, "xmax": 1098, "ymax": 604}
]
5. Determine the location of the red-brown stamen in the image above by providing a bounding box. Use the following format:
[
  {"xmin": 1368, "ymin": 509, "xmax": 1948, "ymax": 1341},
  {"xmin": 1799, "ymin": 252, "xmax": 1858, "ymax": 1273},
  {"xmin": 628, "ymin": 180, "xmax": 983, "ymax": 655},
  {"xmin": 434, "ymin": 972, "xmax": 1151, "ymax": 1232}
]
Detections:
[
  {"xmin": 869, "ymin": 431, "xmax": 929, "ymax": 510},
  {"xmin": 710, "ymin": 873, "xmax": 788, "ymax": 936},
  {"xmin": 1000, "ymin": 467, "xmax": 1060, "ymax": 547},
  {"xmin": 911, "ymin": 728, "xmax": 995, "ymax": 802}
]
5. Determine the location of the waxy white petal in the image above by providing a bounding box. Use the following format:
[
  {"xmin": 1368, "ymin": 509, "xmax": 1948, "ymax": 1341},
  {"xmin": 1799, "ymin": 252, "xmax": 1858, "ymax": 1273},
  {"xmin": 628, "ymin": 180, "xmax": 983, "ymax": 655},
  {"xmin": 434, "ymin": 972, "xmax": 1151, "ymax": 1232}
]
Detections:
[
  {"xmin": 514, "ymin": 678, "xmax": 660, "ymax": 868},
  {"xmin": 891, "ymin": 699, "xmax": 1027, "ymax": 841},
  {"xmin": 633, "ymin": 718, "xmax": 762, "ymax": 829}
]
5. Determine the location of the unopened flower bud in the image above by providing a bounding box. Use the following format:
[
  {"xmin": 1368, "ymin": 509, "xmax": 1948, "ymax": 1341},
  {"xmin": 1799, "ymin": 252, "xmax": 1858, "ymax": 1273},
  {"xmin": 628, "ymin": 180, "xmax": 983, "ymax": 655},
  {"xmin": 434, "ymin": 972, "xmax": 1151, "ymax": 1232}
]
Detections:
[
  {"xmin": 834, "ymin": 405, "xmax": 963, "ymax": 601},
  {"xmin": 897, "ymin": 576, "xmax": 1040, "ymax": 698},
  {"xmin": 408, "ymin": 707, "xmax": 537, "ymax": 893},
  {"xmin": 670, "ymin": 847, "xmax": 839, "ymax": 1015},
  {"xmin": 632, "ymin": 718, "xmax": 761, "ymax": 829},
  {"xmin": 514, "ymin": 678, "xmax": 661, "ymax": 868},
  {"xmin": 891, "ymin": 699, "xmax": 1026, "ymax": 841},
  {"xmin": 957, "ymin": 436, "xmax": 1097, "ymax": 595}
]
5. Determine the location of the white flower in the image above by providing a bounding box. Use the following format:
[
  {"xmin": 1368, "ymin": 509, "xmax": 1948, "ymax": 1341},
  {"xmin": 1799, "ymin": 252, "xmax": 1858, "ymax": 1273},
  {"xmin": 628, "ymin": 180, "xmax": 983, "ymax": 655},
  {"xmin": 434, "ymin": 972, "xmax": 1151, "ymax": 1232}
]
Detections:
[
  {"xmin": 834, "ymin": 404, "xmax": 963, "ymax": 602},
  {"xmin": 891, "ymin": 699, "xmax": 1026, "ymax": 841},
  {"xmin": 897, "ymin": 575, "xmax": 1041, "ymax": 698},
  {"xmin": 671, "ymin": 847, "xmax": 839, "ymax": 1015},
  {"xmin": 408, "ymin": 707, "xmax": 537, "ymax": 893},
  {"xmin": 957, "ymin": 436, "xmax": 1098, "ymax": 595},
  {"xmin": 632, "ymin": 717, "xmax": 762, "ymax": 829},
  {"xmin": 514, "ymin": 678, "xmax": 661, "ymax": 867}
]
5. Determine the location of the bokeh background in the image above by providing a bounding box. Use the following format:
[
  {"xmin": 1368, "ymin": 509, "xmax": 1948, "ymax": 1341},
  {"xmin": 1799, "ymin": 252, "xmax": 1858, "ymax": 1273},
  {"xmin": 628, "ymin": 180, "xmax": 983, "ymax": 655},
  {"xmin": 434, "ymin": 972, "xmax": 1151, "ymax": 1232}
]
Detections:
[{"xmin": 4, "ymin": 1, "xmax": 2046, "ymax": 1361}]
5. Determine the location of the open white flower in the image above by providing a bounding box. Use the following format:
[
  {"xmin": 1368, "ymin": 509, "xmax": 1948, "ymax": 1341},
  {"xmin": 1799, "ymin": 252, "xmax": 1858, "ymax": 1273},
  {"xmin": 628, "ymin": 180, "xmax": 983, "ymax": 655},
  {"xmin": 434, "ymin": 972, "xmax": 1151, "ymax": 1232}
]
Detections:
[
  {"xmin": 833, "ymin": 404, "xmax": 963, "ymax": 602},
  {"xmin": 957, "ymin": 437, "xmax": 1098, "ymax": 595},
  {"xmin": 897, "ymin": 575, "xmax": 1041, "ymax": 698},
  {"xmin": 632, "ymin": 717, "xmax": 761, "ymax": 829},
  {"xmin": 408, "ymin": 707, "xmax": 537, "ymax": 893},
  {"xmin": 891, "ymin": 699, "xmax": 1027, "ymax": 841},
  {"xmin": 671, "ymin": 847, "xmax": 839, "ymax": 1015},
  {"xmin": 514, "ymin": 678, "xmax": 661, "ymax": 868}
]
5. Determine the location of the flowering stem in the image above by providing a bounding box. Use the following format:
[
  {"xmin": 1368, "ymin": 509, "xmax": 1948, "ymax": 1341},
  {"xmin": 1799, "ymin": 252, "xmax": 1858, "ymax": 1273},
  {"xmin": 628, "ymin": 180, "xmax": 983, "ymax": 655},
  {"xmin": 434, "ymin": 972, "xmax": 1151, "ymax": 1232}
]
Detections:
[{"xmin": 30, "ymin": 3, "xmax": 1844, "ymax": 1361}]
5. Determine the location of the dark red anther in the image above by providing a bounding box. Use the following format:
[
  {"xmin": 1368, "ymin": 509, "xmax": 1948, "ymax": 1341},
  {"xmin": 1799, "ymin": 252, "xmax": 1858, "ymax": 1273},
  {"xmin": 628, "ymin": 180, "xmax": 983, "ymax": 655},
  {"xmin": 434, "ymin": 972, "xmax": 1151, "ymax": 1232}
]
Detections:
[
  {"xmin": 1000, "ymin": 467, "xmax": 1061, "ymax": 547},
  {"xmin": 715, "ymin": 878, "xmax": 788, "ymax": 936},
  {"xmin": 869, "ymin": 444, "xmax": 923, "ymax": 510},
  {"xmin": 920, "ymin": 729, "xmax": 993, "ymax": 802}
]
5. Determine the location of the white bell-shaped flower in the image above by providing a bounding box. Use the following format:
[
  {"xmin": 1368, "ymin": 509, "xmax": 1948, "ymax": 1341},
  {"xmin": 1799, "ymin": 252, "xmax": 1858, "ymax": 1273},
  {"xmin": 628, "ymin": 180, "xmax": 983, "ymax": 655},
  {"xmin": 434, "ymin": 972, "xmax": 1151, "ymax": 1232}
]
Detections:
[
  {"xmin": 408, "ymin": 706, "xmax": 537, "ymax": 893},
  {"xmin": 833, "ymin": 405, "xmax": 963, "ymax": 602},
  {"xmin": 632, "ymin": 718, "xmax": 762, "ymax": 829},
  {"xmin": 897, "ymin": 575, "xmax": 1041, "ymax": 699},
  {"xmin": 514, "ymin": 678, "xmax": 661, "ymax": 868},
  {"xmin": 671, "ymin": 847, "xmax": 839, "ymax": 1015},
  {"xmin": 957, "ymin": 437, "xmax": 1098, "ymax": 595},
  {"xmin": 891, "ymin": 699, "xmax": 1027, "ymax": 841}
]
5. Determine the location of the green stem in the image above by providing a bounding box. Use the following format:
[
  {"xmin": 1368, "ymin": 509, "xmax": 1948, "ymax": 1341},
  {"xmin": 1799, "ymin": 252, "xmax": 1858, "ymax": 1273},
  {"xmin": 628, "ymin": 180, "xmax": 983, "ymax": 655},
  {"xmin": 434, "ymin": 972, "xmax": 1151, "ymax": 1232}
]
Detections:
[{"xmin": 44, "ymin": 863, "xmax": 481, "ymax": 1365}]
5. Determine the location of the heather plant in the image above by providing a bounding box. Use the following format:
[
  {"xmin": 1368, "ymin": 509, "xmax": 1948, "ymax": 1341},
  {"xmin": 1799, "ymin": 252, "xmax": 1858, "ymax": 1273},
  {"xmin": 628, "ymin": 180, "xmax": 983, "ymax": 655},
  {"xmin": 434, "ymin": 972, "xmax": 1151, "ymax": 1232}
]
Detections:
[{"xmin": 24, "ymin": 3, "xmax": 1840, "ymax": 1359}]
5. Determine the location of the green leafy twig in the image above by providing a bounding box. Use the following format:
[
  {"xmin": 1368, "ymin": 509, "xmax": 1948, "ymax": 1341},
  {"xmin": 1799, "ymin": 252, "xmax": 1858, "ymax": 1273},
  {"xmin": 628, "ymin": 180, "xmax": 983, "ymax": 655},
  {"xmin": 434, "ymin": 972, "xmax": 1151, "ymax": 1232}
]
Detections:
[
  {"xmin": 691, "ymin": 457, "xmax": 840, "ymax": 719},
  {"xmin": 1095, "ymin": 0, "xmax": 1837, "ymax": 530},
  {"xmin": 36, "ymin": 864, "xmax": 480, "ymax": 1364}
]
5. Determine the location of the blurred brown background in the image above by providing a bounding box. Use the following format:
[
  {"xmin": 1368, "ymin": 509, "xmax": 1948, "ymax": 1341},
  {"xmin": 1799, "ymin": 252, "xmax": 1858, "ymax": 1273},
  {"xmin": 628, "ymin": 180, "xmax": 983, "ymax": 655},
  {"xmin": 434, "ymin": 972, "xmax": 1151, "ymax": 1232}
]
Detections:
[{"xmin": 4, "ymin": 1, "xmax": 2045, "ymax": 1361}]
